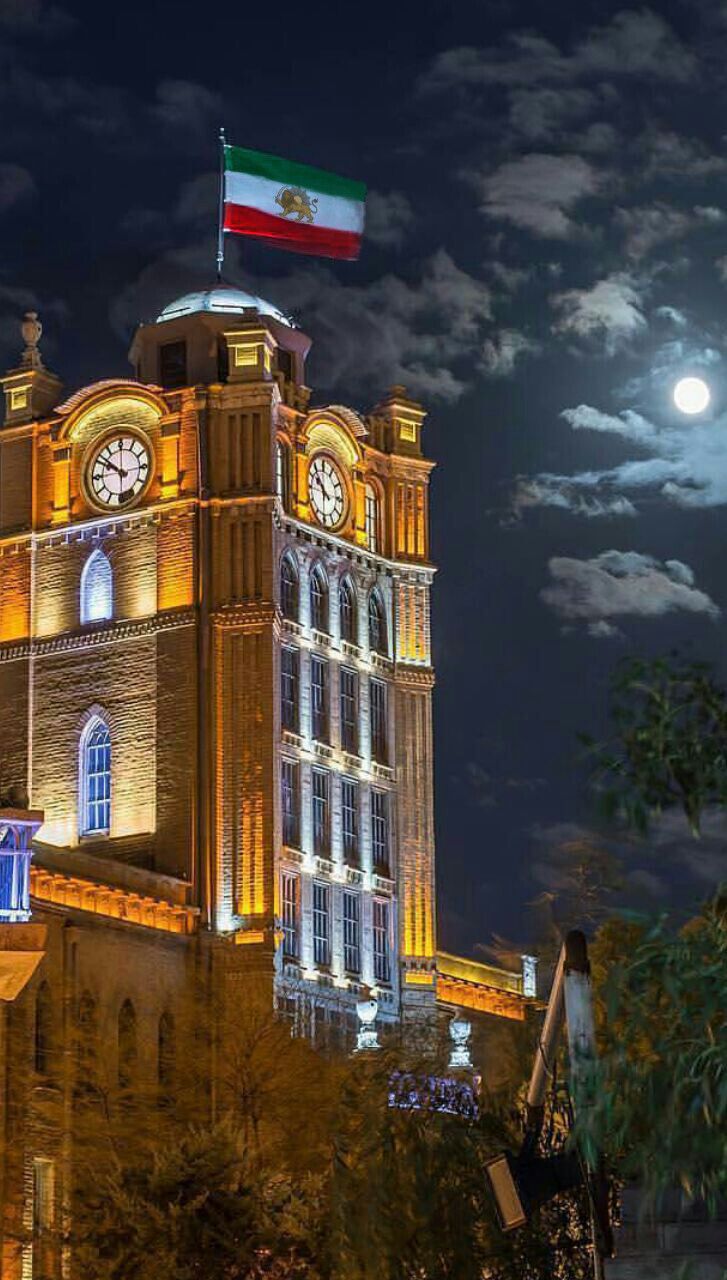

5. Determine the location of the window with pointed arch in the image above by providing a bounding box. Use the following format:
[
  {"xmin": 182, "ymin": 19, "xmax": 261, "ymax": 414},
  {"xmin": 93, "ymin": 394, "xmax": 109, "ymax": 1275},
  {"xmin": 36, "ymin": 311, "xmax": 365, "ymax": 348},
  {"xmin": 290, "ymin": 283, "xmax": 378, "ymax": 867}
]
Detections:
[
  {"xmin": 80, "ymin": 716, "xmax": 111, "ymax": 836},
  {"xmin": 80, "ymin": 547, "xmax": 113, "ymax": 624},
  {"xmin": 118, "ymin": 998, "xmax": 137, "ymax": 1091},
  {"xmin": 310, "ymin": 564, "xmax": 330, "ymax": 634},
  {"xmin": 364, "ymin": 484, "xmax": 379, "ymax": 553},
  {"xmin": 368, "ymin": 589, "xmax": 387, "ymax": 656},
  {"xmin": 339, "ymin": 577, "xmax": 358, "ymax": 645},
  {"xmin": 280, "ymin": 553, "xmax": 299, "ymax": 622},
  {"xmin": 276, "ymin": 440, "xmax": 291, "ymax": 512}
]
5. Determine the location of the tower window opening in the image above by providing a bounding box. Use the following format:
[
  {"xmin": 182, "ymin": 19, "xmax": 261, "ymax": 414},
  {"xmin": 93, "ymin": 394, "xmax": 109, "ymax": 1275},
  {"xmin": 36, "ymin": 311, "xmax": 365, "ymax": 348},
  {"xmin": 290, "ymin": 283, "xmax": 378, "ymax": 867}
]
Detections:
[
  {"xmin": 276, "ymin": 441, "xmax": 291, "ymax": 512},
  {"xmin": 341, "ymin": 778, "xmax": 359, "ymax": 864},
  {"xmin": 373, "ymin": 898, "xmax": 391, "ymax": 984},
  {"xmin": 370, "ymin": 679, "xmax": 388, "ymax": 765},
  {"xmin": 365, "ymin": 484, "xmax": 379, "ymax": 553},
  {"xmin": 281, "ymin": 758, "xmax": 300, "ymax": 848},
  {"xmin": 80, "ymin": 717, "xmax": 111, "ymax": 836},
  {"xmin": 339, "ymin": 577, "xmax": 357, "ymax": 644},
  {"xmin": 280, "ymin": 553, "xmax": 299, "ymax": 621},
  {"xmin": 277, "ymin": 348, "xmax": 294, "ymax": 382},
  {"xmin": 313, "ymin": 881, "xmax": 331, "ymax": 967},
  {"xmin": 80, "ymin": 548, "xmax": 113, "ymax": 625},
  {"xmin": 312, "ymin": 768, "xmax": 330, "ymax": 857},
  {"xmin": 310, "ymin": 656, "xmax": 329, "ymax": 744},
  {"xmin": 159, "ymin": 339, "xmax": 187, "ymax": 389},
  {"xmin": 281, "ymin": 647, "xmax": 300, "ymax": 734},
  {"xmin": 343, "ymin": 891, "xmax": 361, "ymax": 974},
  {"xmin": 371, "ymin": 789, "xmax": 390, "ymax": 875},
  {"xmin": 340, "ymin": 668, "xmax": 358, "ymax": 754},
  {"xmin": 368, "ymin": 590, "xmax": 387, "ymax": 656},
  {"xmin": 281, "ymin": 872, "xmax": 300, "ymax": 960},
  {"xmin": 310, "ymin": 564, "xmax": 330, "ymax": 634}
]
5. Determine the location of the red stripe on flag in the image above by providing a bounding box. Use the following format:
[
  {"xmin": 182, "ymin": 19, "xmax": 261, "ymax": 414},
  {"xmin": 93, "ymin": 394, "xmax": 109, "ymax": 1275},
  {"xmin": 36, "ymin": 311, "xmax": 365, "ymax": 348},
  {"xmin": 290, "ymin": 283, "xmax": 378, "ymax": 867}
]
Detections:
[{"xmin": 224, "ymin": 203, "xmax": 361, "ymax": 260}]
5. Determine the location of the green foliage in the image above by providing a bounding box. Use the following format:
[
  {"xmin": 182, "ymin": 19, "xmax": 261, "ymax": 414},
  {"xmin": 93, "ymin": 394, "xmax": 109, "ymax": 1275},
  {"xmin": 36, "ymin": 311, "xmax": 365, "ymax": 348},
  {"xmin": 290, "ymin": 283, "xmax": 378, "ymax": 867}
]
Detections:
[
  {"xmin": 579, "ymin": 655, "xmax": 727, "ymax": 836},
  {"xmin": 581, "ymin": 896, "xmax": 727, "ymax": 1210}
]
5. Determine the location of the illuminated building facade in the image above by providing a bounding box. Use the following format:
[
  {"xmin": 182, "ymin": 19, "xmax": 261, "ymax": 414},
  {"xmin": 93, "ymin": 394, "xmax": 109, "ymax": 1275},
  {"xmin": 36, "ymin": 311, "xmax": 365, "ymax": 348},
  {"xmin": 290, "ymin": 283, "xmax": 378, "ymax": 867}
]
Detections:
[{"xmin": 0, "ymin": 293, "xmax": 531, "ymax": 1276}]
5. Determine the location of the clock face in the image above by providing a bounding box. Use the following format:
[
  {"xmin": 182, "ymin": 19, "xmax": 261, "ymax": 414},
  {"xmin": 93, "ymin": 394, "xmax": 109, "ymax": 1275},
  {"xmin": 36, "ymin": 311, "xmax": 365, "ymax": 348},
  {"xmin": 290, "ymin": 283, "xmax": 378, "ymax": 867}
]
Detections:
[
  {"xmin": 88, "ymin": 435, "xmax": 151, "ymax": 509},
  {"xmin": 308, "ymin": 455, "xmax": 345, "ymax": 528}
]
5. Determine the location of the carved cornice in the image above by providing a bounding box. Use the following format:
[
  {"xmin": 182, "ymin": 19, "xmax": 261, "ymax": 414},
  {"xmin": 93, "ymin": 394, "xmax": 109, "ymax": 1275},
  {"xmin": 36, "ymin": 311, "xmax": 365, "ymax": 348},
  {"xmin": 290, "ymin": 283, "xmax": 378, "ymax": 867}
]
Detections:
[
  {"xmin": 0, "ymin": 608, "xmax": 195, "ymax": 663},
  {"xmin": 393, "ymin": 666, "xmax": 435, "ymax": 690},
  {"xmin": 211, "ymin": 602, "xmax": 277, "ymax": 629},
  {"xmin": 30, "ymin": 867, "xmax": 200, "ymax": 935}
]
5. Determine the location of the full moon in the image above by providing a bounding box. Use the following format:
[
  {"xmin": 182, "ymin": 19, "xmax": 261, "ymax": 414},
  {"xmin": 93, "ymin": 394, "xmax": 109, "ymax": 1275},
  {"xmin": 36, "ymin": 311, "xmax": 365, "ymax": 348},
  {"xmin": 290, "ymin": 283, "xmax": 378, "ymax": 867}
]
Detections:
[{"xmin": 673, "ymin": 376, "xmax": 710, "ymax": 415}]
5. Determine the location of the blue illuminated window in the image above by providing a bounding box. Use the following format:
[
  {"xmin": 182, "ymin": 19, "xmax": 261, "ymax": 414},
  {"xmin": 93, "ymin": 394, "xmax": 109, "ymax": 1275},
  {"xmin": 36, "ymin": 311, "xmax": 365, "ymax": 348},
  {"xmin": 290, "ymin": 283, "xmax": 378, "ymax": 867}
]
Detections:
[
  {"xmin": 80, "ymin": 718, "xmax": 111, "ymax": 835},
  {"xmin": 80, "ymin": 548, "xmax": 112, "ymax": 625}
]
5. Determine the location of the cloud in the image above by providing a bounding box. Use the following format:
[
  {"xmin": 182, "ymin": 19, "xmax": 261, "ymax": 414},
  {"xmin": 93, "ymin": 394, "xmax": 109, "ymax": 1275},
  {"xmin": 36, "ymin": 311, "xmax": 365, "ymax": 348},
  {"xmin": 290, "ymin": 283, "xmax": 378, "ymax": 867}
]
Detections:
[
  {"xmin": 616, "ymin": 203, "xmax": 726, "ymax": 259},
  {"xmin": 111, "ymin": 243, "xmax": 493, "ymax": 403},
  {"xmin": 0, "ymin": 0, "xmax": 73, "ymax": 34},
  {"xmin": 506, "ymin": 86, "xmax": 597, "ymax": 142},
  {"xmin": 364, "ymin": 191, "xmax": 414, "ymax": 248},
  {"xmin": 480, "ymin": 328, "xmax": 540, "ymax": 377},
  {"xmin": 512, "ymin": 478, "xmax": 638, "ymax": 520},
  {"xmin": 152, "ymin": 80, "xmax": 222, "ymax": 135},
  {"xmin": 486, "ymin": 262, "xmax": 532, "ymax": 293},
  {"xmin": 642, "ymin": 130, "xmax": 727, "ymax": 179},
  {"xmin": 421, "ymin": 9, "xmax": 695, "ymax": 93},
  {"xmin": 541, "ymin": 550, "xmax": 720, "ymax": 630},
  {"xmin": 0, "ymin": 163, "xmax": 34, "ymax": 213},
  {"xmin": 470, "ymin": 153, "xmax": 602, "ymax": 238},
  {"xmin": 551, "ymin": 272, "xmax": 646, "ymax": 353}
]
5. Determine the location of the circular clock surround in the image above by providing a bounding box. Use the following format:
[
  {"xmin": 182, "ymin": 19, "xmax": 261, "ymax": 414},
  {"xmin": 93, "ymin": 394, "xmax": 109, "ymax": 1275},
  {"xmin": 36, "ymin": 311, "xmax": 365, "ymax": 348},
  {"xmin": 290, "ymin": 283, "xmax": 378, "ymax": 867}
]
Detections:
[
  {"xmin": 308, "ymin": 453, "xmax": 347, "ymax": 530},
  {"xmin": 85, "ymin": 432, "xmax": 152, "ymax": 510}
]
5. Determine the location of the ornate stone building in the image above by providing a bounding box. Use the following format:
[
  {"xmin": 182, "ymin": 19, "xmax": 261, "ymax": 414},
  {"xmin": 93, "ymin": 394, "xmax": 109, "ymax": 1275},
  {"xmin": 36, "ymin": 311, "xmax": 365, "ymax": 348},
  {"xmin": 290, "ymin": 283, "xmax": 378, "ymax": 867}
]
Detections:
[{"xmin": 0, "ymin": 290, "xmax": 532, "ymax": 1277}]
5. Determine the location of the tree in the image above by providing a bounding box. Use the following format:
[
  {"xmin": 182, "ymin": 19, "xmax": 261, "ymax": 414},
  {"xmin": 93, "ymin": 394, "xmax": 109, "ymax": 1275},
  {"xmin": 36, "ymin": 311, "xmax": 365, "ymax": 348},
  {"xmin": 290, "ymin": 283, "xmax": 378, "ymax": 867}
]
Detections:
[{"xmin": 580, "ymin": 655, "xmax": 727, "ymax": 836}]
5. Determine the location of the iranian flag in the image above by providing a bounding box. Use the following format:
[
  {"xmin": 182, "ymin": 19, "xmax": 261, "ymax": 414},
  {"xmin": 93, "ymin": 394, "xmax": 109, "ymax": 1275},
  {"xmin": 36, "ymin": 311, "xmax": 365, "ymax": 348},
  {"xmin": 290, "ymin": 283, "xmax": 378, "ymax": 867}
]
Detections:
[{"xmin": 223, "ymin": 143, "xmax": 366, "ymax": 260}]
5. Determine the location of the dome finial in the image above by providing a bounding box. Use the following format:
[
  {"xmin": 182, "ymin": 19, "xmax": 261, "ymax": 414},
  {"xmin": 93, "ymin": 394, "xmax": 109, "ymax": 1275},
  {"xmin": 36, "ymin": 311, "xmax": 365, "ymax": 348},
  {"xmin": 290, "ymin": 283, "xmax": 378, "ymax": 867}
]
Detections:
[{"xmin": 21, "ymin": 311, "xmax": 44, "ymax": 371}]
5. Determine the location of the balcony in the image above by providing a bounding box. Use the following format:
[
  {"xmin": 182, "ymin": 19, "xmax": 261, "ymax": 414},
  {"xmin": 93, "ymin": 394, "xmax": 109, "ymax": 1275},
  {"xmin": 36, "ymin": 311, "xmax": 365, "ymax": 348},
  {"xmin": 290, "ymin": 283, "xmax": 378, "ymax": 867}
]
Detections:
[{"xmin": 0, "ymin": 808, "xmax": 44, "ymax": 923}]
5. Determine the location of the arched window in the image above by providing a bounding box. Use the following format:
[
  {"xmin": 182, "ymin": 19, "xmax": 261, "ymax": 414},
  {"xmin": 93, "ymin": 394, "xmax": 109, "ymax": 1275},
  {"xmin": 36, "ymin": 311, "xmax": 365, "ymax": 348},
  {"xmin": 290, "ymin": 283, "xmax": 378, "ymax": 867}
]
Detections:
[
  {"xmin": 276, "ymin": 441, "xmax": 291, "ymax": 512},
  {"xmin": 339, "ymin": 577, "xmax": 357, "ymax": 645},
  {"xmin": 118, "ymin": 999, "xmax": 137, "ymax": 1091},
  {"xmin": 35, "ymin": 981, "xmax": 53, "ymax": 1077},
  {"xmin": 80, "ymin": 548, "xmax": 112, "ymax": 625},
  {"xmin": 158, "ymin": 1011, "xmax": 175, "ymax": 1093},
  {"xmin": 76, "ymin": 991, "xmax": 97, "ymax": 1087},
  {"xmin": 80, "ymin": 717, "xmax": 111, "ymax": 836},
  {"xmin": 364, "ymin": 484, "xmax": 379, "ymax": 553},
  {"xmin": 280, "ymin": 553, "xmax": 299, "ymax": 622},
  {"xmin": 310, "ymin": 564, "xmax": 329, "ymax": 634},
  {"xmin": 368, "ymin": 590, "xmax": 387, "ymax": 656}
]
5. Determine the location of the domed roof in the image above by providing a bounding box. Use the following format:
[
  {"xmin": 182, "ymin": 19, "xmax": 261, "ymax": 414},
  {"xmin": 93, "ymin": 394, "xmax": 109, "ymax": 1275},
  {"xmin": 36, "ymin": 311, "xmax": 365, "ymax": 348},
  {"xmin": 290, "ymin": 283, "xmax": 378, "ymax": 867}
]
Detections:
[{"xmin": 156, "ymin": 286, "xmax": 290, "ymax": 327}]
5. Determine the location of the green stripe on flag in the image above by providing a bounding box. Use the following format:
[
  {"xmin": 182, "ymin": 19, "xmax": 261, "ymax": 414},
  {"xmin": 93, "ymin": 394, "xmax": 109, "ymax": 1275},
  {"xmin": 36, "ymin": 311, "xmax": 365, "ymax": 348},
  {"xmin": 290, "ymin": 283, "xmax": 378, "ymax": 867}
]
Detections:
[{"xmin": 224, "ymin": 144, "xmax": 366, "ymax": 203}]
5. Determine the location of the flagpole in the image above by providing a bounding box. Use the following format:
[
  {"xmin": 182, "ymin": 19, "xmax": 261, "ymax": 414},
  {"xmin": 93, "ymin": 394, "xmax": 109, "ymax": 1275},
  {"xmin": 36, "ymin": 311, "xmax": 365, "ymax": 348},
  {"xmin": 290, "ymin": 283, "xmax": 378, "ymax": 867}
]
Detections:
[{"xmin": 216, "ymin": 126, "xmax": 226, "ymax": 282}]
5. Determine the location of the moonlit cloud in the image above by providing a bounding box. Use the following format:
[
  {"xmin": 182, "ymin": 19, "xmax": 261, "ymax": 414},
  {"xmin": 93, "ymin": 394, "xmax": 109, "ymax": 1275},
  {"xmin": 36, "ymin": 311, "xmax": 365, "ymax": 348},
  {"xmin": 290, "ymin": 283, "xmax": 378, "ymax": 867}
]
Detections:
[
  {"xmin": 550, "ymin": 273, "xmax": 647, "ymax": 353},
  {"xmin": 364, "ymin": 191, "xmax": 414, "ymax": 247},
  {"xmin": 480, "ymin": 328, "xmax": 540, "ymax": 377},
  {"xmin": 470, "ymin": 152, "xmax": 602, "ymax": 239},
  {"xmin": 541, "ymin": 550, "xmax": 719, "ymax": 632}
]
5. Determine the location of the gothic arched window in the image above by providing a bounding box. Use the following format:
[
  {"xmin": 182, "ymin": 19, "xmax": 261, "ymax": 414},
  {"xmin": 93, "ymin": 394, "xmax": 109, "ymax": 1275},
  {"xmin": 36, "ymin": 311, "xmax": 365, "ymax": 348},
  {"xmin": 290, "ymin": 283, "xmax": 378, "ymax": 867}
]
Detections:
[
  {"xmin": 118, "ymin": 999, "xmax": 137, "ymax": 1091},
  {"xmin": 158, "ymin": 1011, "xmax": 175, "ymax": 1093},
  {"xmin": 368, "ymin": 589, "xmax": 387, "ymax": 656},
  {"xmin": 80, "ymin": 717, "xmax": 111, "ymax": 836},
  {"xmin": 310, "ymin": 564, "xmax": 329, "ymax": 634},
  {"xmin": 364, "ymin": 484, "xmax": 379, "ymax": 553},
  {"xmin": 35, "ymin": 981, "xmax": 53, "ymax": 1077},
  {"xmin": 280, "ymin": 553, "xmax": 299, "ymax": 622},
  {"xmin": 80, "ymin": 548, "xmax": 113, "ymax": 625},
  {"xmin": 339, "ymin": 577, "xmax": 357, "ymax": 645}
]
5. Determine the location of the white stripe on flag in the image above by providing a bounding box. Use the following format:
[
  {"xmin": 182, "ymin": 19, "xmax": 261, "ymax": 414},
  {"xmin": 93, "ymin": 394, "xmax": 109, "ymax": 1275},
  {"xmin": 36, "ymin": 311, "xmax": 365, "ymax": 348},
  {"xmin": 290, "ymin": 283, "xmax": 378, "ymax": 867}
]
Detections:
[{"xmin": 225, "ymin": 169, "xmax": 365, "ymax": 235}]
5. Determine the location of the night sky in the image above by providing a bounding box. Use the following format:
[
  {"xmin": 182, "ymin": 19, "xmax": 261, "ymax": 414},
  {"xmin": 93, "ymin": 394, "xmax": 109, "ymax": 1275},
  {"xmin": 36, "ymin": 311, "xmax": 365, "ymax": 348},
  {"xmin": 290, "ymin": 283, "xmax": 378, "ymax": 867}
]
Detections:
[{"xmin": 4, "ymin": 0, "xmax": 727, "ymax": 956}]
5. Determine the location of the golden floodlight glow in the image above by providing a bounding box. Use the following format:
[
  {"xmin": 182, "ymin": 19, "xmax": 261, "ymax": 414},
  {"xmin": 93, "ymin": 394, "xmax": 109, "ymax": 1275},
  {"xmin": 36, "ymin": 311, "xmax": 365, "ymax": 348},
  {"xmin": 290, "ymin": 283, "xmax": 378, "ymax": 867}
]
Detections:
[{"xmin": 673, "ymin": 376, "xmax": 710, "ymax": 415}]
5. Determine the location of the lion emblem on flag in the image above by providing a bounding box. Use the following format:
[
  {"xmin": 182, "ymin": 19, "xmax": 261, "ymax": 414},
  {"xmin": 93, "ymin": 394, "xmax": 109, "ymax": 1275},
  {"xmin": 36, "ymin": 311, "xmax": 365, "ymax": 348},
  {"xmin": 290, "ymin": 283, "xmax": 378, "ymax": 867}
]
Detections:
[{"xmin": 275, "ymin": 186, "xmax": 318, "ymax": 223}]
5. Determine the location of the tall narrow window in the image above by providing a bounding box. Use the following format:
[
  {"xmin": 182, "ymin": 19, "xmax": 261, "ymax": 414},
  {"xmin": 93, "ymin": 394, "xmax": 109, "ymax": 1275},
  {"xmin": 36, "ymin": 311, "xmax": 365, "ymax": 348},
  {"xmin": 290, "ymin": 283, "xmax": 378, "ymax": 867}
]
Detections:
[
  {"xmin": 80, "ymin": 717, "xmax": 111, "ymax": 835},
  {"xmin": 32, "ymin": 1156, "xmax": 55, "ymax": 1277},
  {"xmin": 310, "ymin": 564, "xmax": 329, "ymax": 634},
  {"xmin": 158, "ymin": 1011, "xmax": 175, "ymax": 1094},
  {"xmin": 281, "ymin": 872, "xmax": 300, "ymax": 960},
  {"xmin": 34, "ymin": 982, "xmax": 53, "ymax": 1077},
  {"xmin": 118, "ymin": 999, "xmax": 137, "ymax": 1092},
  {"xmin": 280, "ymin": 553, "xmax": 299, "ymax": 621},
  {"xmin": 312, "ymin": 768, "xmax": 330, "ymax": 856},
  {"xmin": 339, "ymin": 577, "xmax": 357, "ymax": 644},
  {"xmin": 313, "ymin": 882, "xmax": 331, "ymax": 967},
  {"xmin": 340, "ymin": 668, "xmax": 358, "ymax": 754},
  {"xmin": 343, "ymin": 891, "xmax": 361, "ymax": 974},
  {"xmin": 310, "ymin": 656, "xmax": 329, "ymax": 743},
  {"xmin": 80, "ymin": 548, "xmax": 113, "ymax": 625},
  {"xmin": 281, "ymin": 647, "xmax": 300, "ymax": 733},
  {"xmin": 341, "ymin": 779, "xmax": 359, "ymax": 864},
  {"xmin": 365, "ymin": 484, "xmax": 379, "ymax": 553},
  {"xmin": 276, "ymin": 441, "xmax": 291, "ymax": 512},
  {"xmin": 368, "ymin": 590, "xmax": 387, "ymax": 656},
  {"xmin": 373, "ymin": 898, "xmax": 391, "ymax": 983},
  {"xmin": 371, "ymin": 789, "xmax": 390, "ymax": 874},
  {"xmin": 159, "ymin": 339, "xmax": 187, "ymax": 389},
  {"xmin": 281, "ymin": 759, "xmax": 300, "ymax": 848},
  {"xmin": 370, "ymin": 680, "xmax": 388, "ymax": 765}
]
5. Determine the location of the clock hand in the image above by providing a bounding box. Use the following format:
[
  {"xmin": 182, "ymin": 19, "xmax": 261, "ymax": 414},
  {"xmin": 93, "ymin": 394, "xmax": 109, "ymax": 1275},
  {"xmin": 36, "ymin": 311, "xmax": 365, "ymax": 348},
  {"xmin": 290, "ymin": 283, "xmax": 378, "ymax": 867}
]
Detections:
[{"xmin": 105, "ymin": 459, "xmax": 128, "ymax": 479}]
